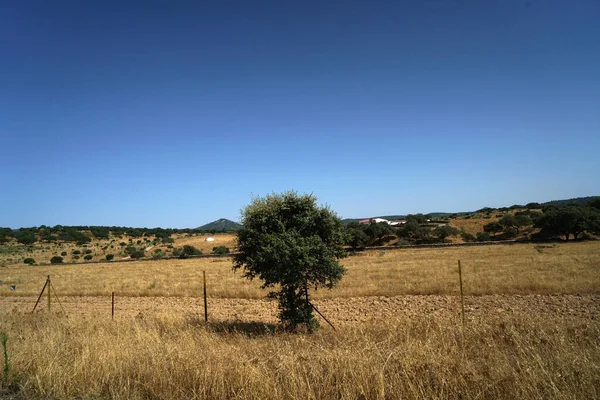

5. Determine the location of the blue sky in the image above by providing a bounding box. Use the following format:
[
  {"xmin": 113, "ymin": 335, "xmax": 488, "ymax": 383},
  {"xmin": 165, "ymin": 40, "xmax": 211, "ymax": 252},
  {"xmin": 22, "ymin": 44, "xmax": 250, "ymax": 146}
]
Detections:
[{"xmin": 1, "ymin": 0, "xmax": 599, "ymax": 228}]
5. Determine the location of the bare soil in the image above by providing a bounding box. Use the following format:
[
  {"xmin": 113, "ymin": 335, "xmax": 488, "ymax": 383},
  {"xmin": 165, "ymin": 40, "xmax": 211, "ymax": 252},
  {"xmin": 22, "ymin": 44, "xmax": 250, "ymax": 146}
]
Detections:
[{"xmin": 2, "ymin": 294, "xmax": 598, "ymax": 326}]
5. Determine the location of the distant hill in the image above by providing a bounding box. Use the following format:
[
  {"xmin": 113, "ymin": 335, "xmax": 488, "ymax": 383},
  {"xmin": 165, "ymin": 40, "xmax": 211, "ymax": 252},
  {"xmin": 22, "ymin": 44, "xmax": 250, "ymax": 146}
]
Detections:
[
  {"xmin": 198, "ymin": 218, "xmax": 242, "ymax": 231},
  {"xmin": 542, "ymin": 196, "xmax": 600, "ymax": 207}
]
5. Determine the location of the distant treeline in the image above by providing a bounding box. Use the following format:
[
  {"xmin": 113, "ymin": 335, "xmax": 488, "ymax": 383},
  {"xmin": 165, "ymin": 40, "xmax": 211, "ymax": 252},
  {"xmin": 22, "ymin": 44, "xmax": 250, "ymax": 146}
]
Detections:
[
  {"xmin": 0, "ymin": 225, "xmax": 234, "ymax": 245},
  {"xmin": 344, "ymin": 199, "xmax": 600, "ymax": 250}
]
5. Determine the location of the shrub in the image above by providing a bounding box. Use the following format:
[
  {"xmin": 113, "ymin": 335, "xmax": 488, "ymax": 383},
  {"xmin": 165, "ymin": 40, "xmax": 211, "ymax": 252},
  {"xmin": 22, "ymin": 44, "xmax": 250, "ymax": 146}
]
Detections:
[
  {"xmin": 61, "ymin": 251, "xmax": 67, "ymax": 256},
  {"xmin": 476, "ymin": 232, "xmax": 491, "ymax": 241},
  {"xmin": 50, "ymin": 256, "xmax": 63, "ymax": 264},
  {"xmin": 152, "ymin": 249, "xmax": 166, "ymax": 260},
  {"xmin": 23, "ymin": 258, "xmax": 36, "ymax": 265},
  {"xmin": 128, "ymin": 249, "xmax": 145, "ymax": 259},
  {"xmin": 173, "ymin": 245, "xmax": 202, "ymax": 259},
  {"xmin": 83, "ymin": 255, "xmax": 93, "ymax": 261},
  {"xmin": 72, "ymin": 250, "xmax": 81, "ymax": 255},
  {"xmin": 461, "ymin": 232, "xmax": 477, "ymax": 242},
  {"xmin": 84, "ymin": 249, "xmax": 92, "ymax": 254},
  {"xmin": 73, "ymin": 255, "xmax": 80, "ymax": 260},
  {"xmin": 105, "ymin": 254, "xmax": 114, "ymax": 261},
  {"xmin": 212, "ymin": 246, "xmax": 230, "ymax": 255}
]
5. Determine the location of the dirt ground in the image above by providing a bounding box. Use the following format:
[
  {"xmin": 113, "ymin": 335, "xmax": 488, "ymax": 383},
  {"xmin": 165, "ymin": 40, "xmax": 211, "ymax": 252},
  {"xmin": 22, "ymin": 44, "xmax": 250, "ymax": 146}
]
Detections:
[{"xmin": 1, "ymin": 294, "xmax": 598, "ymax": 326}]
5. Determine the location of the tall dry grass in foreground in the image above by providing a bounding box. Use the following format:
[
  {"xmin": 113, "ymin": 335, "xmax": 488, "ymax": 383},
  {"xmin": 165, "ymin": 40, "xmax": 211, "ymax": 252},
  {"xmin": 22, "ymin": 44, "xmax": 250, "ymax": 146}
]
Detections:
[
  {"xmin": 0, "ymin": 311, "xmax": 598, "ymax": 399},
  {"xmin": 1, "ymin": 242, "xmax": 599, "ymax": 298}
]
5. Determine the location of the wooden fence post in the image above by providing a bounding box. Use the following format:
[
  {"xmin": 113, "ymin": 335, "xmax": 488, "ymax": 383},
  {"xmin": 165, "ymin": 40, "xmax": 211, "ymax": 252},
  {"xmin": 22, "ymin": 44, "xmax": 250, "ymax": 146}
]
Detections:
[
  {"xmin": 47, "ymin": 275, "xmax": 51, "ymax": 312},
  {"xmin": 32, "ymin": 276, "xmax": 49, "ymax": 313},
  {"xmin": 203, "ymin": 271, "xmax": 208, "ymax": 323},
  {"xmin": 458, "ymin": 260, "xmax": 465, "ymax": 329},
  {"xmin": 112, "ymin": 292, "xmax": 115, "ymax": 320}
]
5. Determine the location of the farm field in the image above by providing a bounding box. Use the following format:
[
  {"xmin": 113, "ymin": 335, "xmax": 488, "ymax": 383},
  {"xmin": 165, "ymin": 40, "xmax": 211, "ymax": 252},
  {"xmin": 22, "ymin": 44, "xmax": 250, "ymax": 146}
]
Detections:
[{"xmin": 0, "ymin": 241, "xmax": 599, "ymax": 399}]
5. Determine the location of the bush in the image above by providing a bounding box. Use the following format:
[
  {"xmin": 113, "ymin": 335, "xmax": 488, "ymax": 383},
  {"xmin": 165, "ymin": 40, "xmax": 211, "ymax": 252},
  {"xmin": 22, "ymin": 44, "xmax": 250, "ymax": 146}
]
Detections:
[
  {"xmin": 476, "ymin": 232, "xmax": 491, "ymax": 241},
  {"xmin": 84, "ymin": 249, "xmax": 92, "ymax": 254},
  {"xmin": 73, "ymin": 255, "xmax": 80, "ymax": 260},
  {"xmin": 105, "ymin": 254, "xmax": 114, "ymax": 261},
  {"xmin": 23, "ymin": 258, "xmax": 36, "ymax": 265},
  {"xmin": 83, "ymin": 255, "xmax": 93, "ymax": 261},
  {"xmin": 212, "ymin": 246, "xmax": 230, "ymax": 255},
  {"xmin": 173, "ymin": 245, "xmax": 202, "ymax": 259},
  {"xmin": 61, "ymin": 251, "xmax": 67, "ymax": 256},
  {"xmin": 461, "ymin": 232, "xmax": 477, "ymax": 242},
  {"xmin": 152, "ymin": 249, "xmax": 166, "ymax": 260},
  {"xmin": 50, "ymin": 256, "xmax": 63, "ymax": 264},
  {"xmin": 130, "ymin": 249, "xmax": 145, "ymax": 259},
  {"xmin": 72, "ymin": 250, "xmax": 81, "ymax": 255}
]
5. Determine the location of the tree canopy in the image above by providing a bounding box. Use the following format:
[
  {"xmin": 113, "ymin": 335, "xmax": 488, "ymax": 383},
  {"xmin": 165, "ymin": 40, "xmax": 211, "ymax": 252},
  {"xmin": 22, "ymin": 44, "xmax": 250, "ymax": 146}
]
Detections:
[{"xmin": 233, "ymin": 191, "xmax": 346, "ymax": 331}]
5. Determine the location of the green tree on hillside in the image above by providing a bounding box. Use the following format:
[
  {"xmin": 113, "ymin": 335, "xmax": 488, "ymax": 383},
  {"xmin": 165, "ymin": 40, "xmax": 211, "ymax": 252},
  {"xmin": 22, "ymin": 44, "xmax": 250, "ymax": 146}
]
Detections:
[
  {"xmin": 536, "ymin": 205, "xmax": 597, "ymax": 241},
  {"xmin": 345, "ymin": 222, "xmax": 369, "ymax": 251},
  {"xmin": 483, "ymin": 221, "xmax": 503, "ymax": 237},
  {"xmin": 433, "ymin": 225, "xmax": 459, "ymax": 242},
  {"xmin": 233, "ymin": 192, "xmax": 346, "ymax": 331}
]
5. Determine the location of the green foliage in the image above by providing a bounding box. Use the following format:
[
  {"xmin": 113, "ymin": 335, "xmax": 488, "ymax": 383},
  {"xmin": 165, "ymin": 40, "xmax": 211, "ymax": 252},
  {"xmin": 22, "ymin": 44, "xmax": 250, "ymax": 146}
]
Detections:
[
  {"xmin": 344, "ymin": 222, "xmax": 369, "ymax": 250},
  {"xmin": 15, "ymin": 230, "xmax": 36, "ymax": 245},
  {"xmin": 198, "ymin": 218, "xmax": 243, "ymax": 232},
  {"xmin": 535, "ymin": 205, "xmax": 600, "ymax": 241},
  {"xmin": 152, "ymin": 249, "xmax": 166, "ymax": 259},
  {"xmin": 526, "ymin": 202, "xmax": 541, "ymax": 209},
  {"xmin": 406, "ymin": 214, "xmax": 428, "ymax": 224},
  {"xmin": 476, "ymin": 232, "xmax": 491, "ymax": 241},
  {"xmin": 72, "ymin": 250, "xmax": 81, "ymax": 255},
  {"xmin": 433, "ymin": 225, "xmax": 459, "ymax": 242},
  {"xmin": 460, "ymin": 232, "xmax": 477, "ymax": 242},
  {"xmin": 90, "ymin": 226, "xmax": 110, "ymax": 239},
  {"xmin": 83, "ymin": 255, "xmax": 93, "ymax": 261},
  {"xmin": 105, "ymin": 254, "xmax": 114, "ymax": 261},
  {"xmin": 173, "ymin": 245, "xmax": 202, "ymax": 259},
  {"xmin": 61, "ymin": 251, "xmax": 67, "ymax": 256},
  {"xmin": 50, "ymin": 256, "xmax": 63, "ymax": 264},
  {"xmin": 483, "ymin": 221, "xmax": 503, "ymax": 236},
  {"xmin": 23, "ymin": 257, "xmax": 36, "ymax": 265},
  {"xmin": 84, "ymin": 249, "xmax": 92, "ymax": 254},
  {"xmin": 363, "ymin": 221, "xmax": 393, "ymax": 245},
  {"xmin": 212, "ymin": 246, "xmax": 230, "ymax": 255},
  {"xmin": 233, "ymin": 191, "xmax": 346, "ymax": 331}
]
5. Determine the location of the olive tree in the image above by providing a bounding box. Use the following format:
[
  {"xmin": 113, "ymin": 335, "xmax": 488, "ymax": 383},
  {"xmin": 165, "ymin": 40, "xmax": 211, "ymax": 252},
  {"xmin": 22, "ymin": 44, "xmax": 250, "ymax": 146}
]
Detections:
[{"xmin": 233, "ymin": 191, "xmax": 347, "ymax": 331}]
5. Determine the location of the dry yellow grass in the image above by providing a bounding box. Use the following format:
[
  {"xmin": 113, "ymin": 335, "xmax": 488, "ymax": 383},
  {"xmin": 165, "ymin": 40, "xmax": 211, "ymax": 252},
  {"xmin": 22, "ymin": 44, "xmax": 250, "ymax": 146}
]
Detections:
[
  {"xmin": 1, "ymin": 241, "xmax": 599, "ymax": 399},
  {"xmin": 0, "ymin": 310, "xmax": 598, "ymax": 399},
  {"xmin": 0, "ymin": 233, "xmax": 237, "ymax": 267},
  {"xmin": 1, "ymin": 241, "xmax": 598, "ymax": 298}
]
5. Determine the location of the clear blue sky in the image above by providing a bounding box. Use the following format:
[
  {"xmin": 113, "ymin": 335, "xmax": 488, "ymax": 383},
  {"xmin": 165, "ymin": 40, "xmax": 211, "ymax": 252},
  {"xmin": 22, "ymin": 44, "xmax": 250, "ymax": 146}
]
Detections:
[{"xmin": 1, "ymin": 0, "xmax": 599, "ymax": 228}]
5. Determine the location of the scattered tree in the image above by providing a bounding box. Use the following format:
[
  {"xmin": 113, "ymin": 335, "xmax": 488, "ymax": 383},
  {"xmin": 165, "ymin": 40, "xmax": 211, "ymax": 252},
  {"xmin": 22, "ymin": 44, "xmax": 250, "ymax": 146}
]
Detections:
[
  {"xmin": 173, "ymin": 245, "xmax": 202, "ymax": 259},
  {"xmin": 433, "ymin": 225, "xmax": 459, "ymax": 242},
  {"xmin": 345, "ymin": 222, "xmax": 369, "ymax": 251},
  {"xmin": 483, "ymin": 221, "xmax": 503, "ymax": 237},
  {"xmin": 23, "ymin": 257, "xmax": 36, "ymax": 265},
  {"xmin": 233, "ymin": 192, "xmax": 346, "ymax": 331},
  {"xmin": 50, "ymin": 256, "xmax": 63, "ymax": 264}
]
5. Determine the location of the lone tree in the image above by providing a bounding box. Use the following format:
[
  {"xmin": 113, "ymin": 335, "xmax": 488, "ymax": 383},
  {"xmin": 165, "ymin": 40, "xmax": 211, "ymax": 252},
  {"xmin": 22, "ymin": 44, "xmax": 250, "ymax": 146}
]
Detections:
[{"xmin": 233, "ymin": 191, "xmax": 347, "ymax": 331}]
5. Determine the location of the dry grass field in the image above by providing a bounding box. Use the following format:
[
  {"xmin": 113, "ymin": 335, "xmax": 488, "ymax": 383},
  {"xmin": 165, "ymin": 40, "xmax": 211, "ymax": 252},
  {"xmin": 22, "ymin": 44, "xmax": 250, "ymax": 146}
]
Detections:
[
  {"xmin": 0, "ymin": 233, "xmax": 236, "ymax": 267},
  {"xmin": 1, "ymin": 241, "xmax": 599, "ymax": 399}
]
